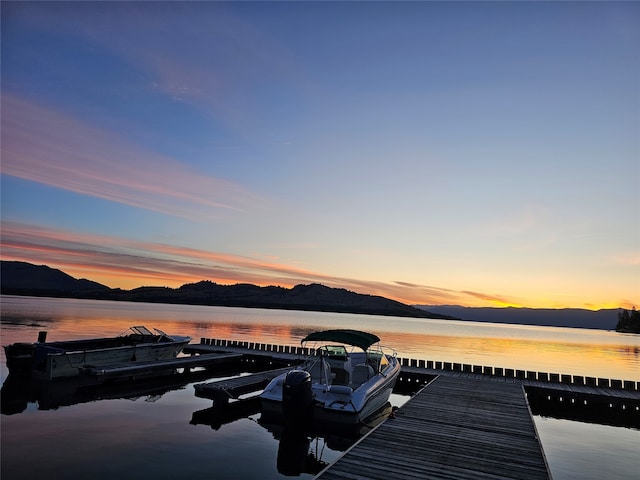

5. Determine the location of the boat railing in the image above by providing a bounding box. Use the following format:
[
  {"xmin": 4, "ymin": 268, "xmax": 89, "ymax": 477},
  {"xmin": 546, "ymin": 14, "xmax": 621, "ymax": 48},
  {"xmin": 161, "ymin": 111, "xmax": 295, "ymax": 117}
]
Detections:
[{"xmin": 305, "ymin": 356, "xmax": 333, "ymax": 385}]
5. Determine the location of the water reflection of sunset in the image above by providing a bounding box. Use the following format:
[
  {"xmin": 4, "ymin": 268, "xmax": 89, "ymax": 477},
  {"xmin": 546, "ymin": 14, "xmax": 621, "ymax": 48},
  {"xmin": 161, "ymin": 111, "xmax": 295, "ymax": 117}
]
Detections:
[
  {"xmin": 2, "ymin": 296, "xmax": 639, "ymax": 382},
  {"xmin": 373, "ymin": 330, "xmax": 640, "ymax": 380}
]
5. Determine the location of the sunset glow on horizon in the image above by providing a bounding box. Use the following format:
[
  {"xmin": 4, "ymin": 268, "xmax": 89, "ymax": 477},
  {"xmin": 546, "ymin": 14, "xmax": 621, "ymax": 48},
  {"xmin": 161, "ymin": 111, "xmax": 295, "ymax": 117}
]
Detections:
[
  {"xmin": 1, "ymin": 2, "xmax": 638, "ymax": 311},
  {"xmin": 1, "ymin": 221, "xmax": 634, "ymax": 310}
]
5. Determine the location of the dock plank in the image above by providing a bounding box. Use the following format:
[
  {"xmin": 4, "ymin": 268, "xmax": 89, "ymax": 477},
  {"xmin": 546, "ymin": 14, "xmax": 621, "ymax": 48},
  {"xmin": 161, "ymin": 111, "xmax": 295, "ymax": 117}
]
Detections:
[{"xmin": 315, "ymin": 376, "xmax": 551, "ymax": 480}]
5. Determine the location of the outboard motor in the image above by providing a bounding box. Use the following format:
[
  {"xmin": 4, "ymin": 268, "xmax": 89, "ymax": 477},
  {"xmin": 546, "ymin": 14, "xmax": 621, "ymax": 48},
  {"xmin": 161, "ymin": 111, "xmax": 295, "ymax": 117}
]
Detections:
[
  {"xmin": 4, "ymin": 343, "xmax": 36, "ymax": 374},
  {"xmin": 282, "ymin": 369, "xmax": 313, "ymax": 428}
]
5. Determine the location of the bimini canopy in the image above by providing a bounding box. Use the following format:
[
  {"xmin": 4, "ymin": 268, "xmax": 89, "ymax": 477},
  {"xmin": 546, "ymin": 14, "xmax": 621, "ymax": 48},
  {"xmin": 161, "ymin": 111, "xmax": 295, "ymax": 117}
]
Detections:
[{"xmin": 301, "ymin": 329, "xmax": 380, "ymax": 351}]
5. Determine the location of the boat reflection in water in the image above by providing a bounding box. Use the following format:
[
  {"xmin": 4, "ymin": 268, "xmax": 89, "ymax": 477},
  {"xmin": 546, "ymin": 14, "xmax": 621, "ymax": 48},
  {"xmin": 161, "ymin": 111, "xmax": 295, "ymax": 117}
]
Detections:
[
  {"xmin": 2, "ymin": 374, "xmax": 166, "ymax": 415},
  {"xmin": 261, "ymin": 402, "xmax": 393, "ymax": 477},
  {"xmin": 0, "ymin": 365, "xmax": 235, "ymax": 416},
  {"xmin": 190, "ymin": 394, "xmax": 393, "ymax": 477}
]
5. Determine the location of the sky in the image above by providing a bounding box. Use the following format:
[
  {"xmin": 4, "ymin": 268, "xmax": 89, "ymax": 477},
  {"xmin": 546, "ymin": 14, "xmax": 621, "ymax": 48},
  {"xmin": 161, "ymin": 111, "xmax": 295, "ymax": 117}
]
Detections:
[{"xmin": 1, "ymin": 1, "xmax": 639, "ymax": 310}]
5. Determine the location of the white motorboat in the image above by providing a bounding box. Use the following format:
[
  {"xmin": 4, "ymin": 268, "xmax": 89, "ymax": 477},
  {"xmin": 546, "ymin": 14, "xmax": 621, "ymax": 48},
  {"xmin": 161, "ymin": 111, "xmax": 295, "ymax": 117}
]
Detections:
[
  {"xmin": 260, "ymin": 329, "xmax": 400, "ymax": 426},
  {"xmin": 4, "ymin": 326, "xmax": 191, "ymax": 380}
]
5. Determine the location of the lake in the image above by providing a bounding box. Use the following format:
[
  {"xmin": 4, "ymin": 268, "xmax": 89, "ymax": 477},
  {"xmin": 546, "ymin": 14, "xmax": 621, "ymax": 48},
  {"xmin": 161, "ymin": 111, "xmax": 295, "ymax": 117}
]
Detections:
[{"xmin": 1, "ymin": 295, "xmax": 638, "ymax": 479}]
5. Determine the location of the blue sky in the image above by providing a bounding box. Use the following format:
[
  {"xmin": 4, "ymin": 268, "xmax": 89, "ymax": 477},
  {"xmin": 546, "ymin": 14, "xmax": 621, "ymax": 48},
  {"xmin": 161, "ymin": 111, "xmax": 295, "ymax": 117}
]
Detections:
[{"xmin": 1, "ymin": 1, "xmax": 638, "ymax": 309}]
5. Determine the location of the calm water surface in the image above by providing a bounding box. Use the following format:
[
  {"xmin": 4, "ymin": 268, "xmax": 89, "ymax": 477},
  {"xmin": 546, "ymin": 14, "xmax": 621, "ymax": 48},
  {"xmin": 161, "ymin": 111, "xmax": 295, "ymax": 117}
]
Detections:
[{"xmin": 1, "ymin": 296, "xmax": 638, "ymax": 479}]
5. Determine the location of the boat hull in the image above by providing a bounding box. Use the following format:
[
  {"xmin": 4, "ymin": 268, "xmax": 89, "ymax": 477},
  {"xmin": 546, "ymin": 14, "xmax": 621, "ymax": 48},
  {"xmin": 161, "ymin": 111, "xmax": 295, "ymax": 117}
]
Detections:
[{"xmin": 261, "ymin": 381, "xmax": 396, "ymax": 428}]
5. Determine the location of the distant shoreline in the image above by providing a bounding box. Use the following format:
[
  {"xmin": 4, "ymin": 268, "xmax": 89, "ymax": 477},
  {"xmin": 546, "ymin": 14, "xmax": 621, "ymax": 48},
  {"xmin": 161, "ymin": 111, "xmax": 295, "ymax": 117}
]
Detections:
[
  {"xmin": 0, "ymin": 292, "xmax": 621, "ymax": 332},
  {"xmin": 0, "ymin": 289, "xmax": 444, "ymax": 319},
  {"xmin": 415, "ymin": 305, "xmax": 620, "ymax": 331}
]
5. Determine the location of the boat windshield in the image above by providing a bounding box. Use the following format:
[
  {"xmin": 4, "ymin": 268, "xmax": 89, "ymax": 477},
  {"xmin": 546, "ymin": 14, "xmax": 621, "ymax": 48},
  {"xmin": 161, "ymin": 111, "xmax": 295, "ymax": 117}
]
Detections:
[
  {"xmin": 315, "ymin": 345, "xmax": 348, "ymax": 360},
  {"xmin": 121, "ymin": 326, "xmax": 155, "ymax": 337},
  {"xmin": 366, "ymin": 345, "xmax": 391, "ymax": 373}
]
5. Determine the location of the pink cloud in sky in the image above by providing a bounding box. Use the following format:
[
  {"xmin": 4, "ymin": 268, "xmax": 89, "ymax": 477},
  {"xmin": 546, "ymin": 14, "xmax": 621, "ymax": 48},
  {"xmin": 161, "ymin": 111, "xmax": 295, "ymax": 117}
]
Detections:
[
  {"xmin": 1, "ymin": 220, "xmax": 490, "ymax": 306},
  {"xmin": 1, "ymin": 94, "xmax": 267, "ymax": 220}
]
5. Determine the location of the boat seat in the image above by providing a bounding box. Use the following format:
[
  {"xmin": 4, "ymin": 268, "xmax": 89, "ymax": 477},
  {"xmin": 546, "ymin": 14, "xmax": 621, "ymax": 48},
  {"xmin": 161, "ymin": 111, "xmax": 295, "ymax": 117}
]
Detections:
[{"xmin": 350, "ymin": 364, "xmax": 374, "ymax": 388}]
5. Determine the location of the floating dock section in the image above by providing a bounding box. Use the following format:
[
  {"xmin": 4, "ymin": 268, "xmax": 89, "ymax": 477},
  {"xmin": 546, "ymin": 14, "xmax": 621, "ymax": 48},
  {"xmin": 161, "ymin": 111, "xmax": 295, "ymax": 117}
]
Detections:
[
  {"xmin": 194, "ymin": 367, "xmax": 291, "ymax": 405},
  {"xmin": 316, "ymin": 375, "xmax": 552, "ymax": 480}
]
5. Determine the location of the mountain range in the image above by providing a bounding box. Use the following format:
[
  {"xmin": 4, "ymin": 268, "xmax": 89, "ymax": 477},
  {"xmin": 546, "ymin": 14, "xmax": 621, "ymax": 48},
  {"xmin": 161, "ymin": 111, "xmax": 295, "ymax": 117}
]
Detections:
[
  {"xmin": 0, "ymin": 261, "xmax": 451, "ymax": 319},
  {"xmin": 0, "ymin": 261, "xmax": 623, "ymax": 330}
]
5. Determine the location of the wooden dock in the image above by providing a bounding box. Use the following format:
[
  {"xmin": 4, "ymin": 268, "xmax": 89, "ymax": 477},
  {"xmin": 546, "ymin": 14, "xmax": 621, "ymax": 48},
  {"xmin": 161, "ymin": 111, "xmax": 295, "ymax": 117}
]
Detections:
[
  {"xmin": 399, "ymin": 365, "xmax": 640, "ymax": 403},
  {"xmin": 315, "ymin": 376, "xmax": 551, "ymax": 480},
  {"xmin": 194, "ymin": 367, "xmax": 291, "ymax": 405}
]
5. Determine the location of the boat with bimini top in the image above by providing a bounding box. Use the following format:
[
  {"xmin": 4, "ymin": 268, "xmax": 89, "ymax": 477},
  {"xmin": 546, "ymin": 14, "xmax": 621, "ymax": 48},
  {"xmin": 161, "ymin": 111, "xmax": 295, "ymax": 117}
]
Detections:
[
  {"xmin": 260, "ymin": 329, "xmax": 400, "ymax": 427},
  {"xmin": 4, "ymin": 326, "xmax": 191, "ymax": 380}
]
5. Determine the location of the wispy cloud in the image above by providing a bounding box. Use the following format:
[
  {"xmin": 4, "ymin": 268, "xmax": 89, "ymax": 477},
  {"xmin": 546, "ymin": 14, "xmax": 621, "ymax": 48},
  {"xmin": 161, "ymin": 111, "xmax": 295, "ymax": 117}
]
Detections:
[
  {"xmin": 21, "ymin": 2, "xmax": 311, "ymax": 133},
  {"xmin": 1, "ymin": 95, "xmax": 267, "ymax": 220},
  {"xmin": 0, "ymin": 221, "xmax": 312, "ymax": 287},
  {"xmin": 482, "ymin": 204, "xmax": 549, "ymax": 237},
  {"xmin": 461, "ymin": 290, "xmax": 523, "ymax": 307},
  {"xmin": 1, "ymin": 220, "xmax": 503, "ymax": 306}
]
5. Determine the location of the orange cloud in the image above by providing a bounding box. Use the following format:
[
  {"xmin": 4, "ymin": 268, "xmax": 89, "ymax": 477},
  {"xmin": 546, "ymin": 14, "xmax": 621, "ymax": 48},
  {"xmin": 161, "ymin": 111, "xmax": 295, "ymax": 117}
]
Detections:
[{"xmin": 461, "ymin": 290, "xmax": 524, "ymax": 308}]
